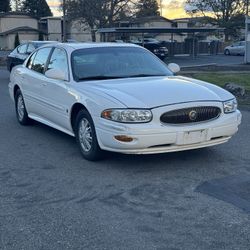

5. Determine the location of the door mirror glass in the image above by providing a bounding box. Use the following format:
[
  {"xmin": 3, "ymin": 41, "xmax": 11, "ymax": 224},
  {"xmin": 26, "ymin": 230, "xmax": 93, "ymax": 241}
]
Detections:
[
  {"xmin": 168, "ymin": 63, "xmax": 180, "ymax": 73},
  {"xmin": 45, "ymin": 68, "xmax": 66, "ymax": 81}
]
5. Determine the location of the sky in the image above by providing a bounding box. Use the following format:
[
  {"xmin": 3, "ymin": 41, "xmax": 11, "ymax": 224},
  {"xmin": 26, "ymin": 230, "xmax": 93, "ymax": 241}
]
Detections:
[
  {"xmin": 160, "ymin": 0, "xmax": 188, "ymax": 19},
  {"xmin": 46, "ymin": 0, "xmax": 188, "ymax": 19}
]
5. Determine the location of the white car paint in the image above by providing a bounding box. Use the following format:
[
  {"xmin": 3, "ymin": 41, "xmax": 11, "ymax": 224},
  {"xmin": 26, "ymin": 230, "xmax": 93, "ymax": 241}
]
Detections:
[{"xmin": 9, "ymin": 43, "xmax": 242, "ymax": 156}]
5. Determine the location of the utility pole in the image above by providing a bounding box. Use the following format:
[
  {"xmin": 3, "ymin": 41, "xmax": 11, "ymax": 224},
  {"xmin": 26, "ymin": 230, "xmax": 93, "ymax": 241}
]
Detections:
[
  {"xmin": 62, "ymin": 0, "xmax": 66, "ymax": 42},
  {"xmin": 160, "ymin": 0, "xmax": 163, "ymax": 16}
]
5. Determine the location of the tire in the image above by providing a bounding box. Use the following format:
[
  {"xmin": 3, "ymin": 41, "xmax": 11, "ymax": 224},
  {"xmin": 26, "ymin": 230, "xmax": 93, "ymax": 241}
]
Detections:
[
  {"xmin": 224, "ymin": 49, "xmax": 230, "ymax": 55},
  {"xmin": 75, "ymin": 109, "xmax": 103, "ymax": 161},
  {"xmin": 14, "ymin": 89, "xmax": 31, "ymax": 125}
]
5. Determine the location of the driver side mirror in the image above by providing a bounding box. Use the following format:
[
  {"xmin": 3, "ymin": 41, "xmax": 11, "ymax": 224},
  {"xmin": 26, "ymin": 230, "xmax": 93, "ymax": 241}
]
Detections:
[
  {"xmin": 168, "ymin": 63, "xmax": 180, "ymax": 73},
  {"xmin": 45, "ymin": 68, "xmax": 67, "ymax": 81}
]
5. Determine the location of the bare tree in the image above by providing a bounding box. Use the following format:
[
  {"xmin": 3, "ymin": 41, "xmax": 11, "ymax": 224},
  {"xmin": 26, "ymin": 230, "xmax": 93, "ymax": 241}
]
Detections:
[
  {"xmin": 186, "ymin": 0, "xmax": 247, "ymax": 40},
  {"xmin": 65, "ymin": 0, "xmax": 135, "ymax": 41}
]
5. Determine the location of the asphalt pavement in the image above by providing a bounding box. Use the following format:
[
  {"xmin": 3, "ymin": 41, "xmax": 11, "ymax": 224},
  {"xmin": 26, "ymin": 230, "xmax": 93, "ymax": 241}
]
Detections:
[
  {"xmin": 166, "ymin": 54, "xmax": 244, "ymax": 68},
  {"xmin": 0, "ymin": 68, "xmax": 250, "ymax": 250}
]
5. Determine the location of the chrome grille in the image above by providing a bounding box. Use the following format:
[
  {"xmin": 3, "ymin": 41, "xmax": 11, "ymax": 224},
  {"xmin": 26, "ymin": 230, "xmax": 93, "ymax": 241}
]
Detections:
[{"xmin": 160, "ymin": 106, "xmax": 221, "ymax": 124}]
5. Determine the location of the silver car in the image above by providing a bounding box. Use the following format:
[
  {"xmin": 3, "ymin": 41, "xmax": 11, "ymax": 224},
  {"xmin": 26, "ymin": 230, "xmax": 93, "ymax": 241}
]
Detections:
[{"xmin": 224, "ymin": 41, "xmax": 245, "ymax": 56}]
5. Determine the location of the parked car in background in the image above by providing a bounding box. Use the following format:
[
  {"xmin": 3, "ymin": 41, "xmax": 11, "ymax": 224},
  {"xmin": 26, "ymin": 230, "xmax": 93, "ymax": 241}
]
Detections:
[
  {"xmin": 224, "ymin": 41, "xmax": 245, "ymax": 56},
  {"xmin": 7, "ymin": 41, "xmax": 57, "ymax": 71},
  {"xmin": 65, "ymin": 39, "xmax": 78, "ymax": 43},
  {"xmin": 9, "ymin": 43, "xmax": 241, "ymax": 161},
  {"xmin": 130, "ymin": 38, "xmax": 168, "ymax": 60}
]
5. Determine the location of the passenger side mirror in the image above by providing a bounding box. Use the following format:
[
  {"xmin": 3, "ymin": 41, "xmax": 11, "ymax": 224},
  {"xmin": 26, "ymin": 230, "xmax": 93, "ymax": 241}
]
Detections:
[
  {"xmin": 168, "ymin": 63, "xmax": 180, "ymax": 73},
  {"xmin": 45, "ymin": 68, "xmax": 67, "ymax": 81}
]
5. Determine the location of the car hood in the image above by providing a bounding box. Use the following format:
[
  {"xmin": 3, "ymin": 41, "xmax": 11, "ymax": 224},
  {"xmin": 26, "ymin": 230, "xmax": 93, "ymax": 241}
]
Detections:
[{"xmin": 77, "ymin": 76, "xmax": 234, "ymax": 108}]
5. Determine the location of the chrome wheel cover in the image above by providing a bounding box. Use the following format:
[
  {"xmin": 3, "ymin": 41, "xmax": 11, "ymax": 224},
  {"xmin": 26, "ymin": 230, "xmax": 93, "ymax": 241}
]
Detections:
[
  {"xmin": 78, "ymin": 118, "xmax": 93, "ymax": 152},
  {"xmin": 17, "ymin": 95, "xmax": 25, "ymax": 121}
]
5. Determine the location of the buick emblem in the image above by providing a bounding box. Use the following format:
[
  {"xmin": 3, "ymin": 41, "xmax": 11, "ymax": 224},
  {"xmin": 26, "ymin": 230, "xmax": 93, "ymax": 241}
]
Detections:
[{"xmin": 189, "ymin": 110, "xmax": 198, "ymax": 121}]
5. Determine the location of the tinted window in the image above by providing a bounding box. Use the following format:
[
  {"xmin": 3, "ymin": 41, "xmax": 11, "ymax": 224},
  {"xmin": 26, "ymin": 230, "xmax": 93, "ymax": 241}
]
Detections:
[
  {"xmin": 17, "ymin": 44, "xmax": 27, "ymax": 54},
  {"xmin": 47, "ymin": 48, "xmax": 68, "ymax": 75},
  {"xmin": 27, "ymin": 43, "xmax": 36, "ymax": 53},
  {"xmin": 233, "ymin": 42, "xmax": 240, "ymax": 47},
  {"xmin": 71, "ymin": 47, "xmax": 173, "ymax": 81},
  {"xmin": 31, "ymin": 48, "xmax": 52, "ymax": 74}
]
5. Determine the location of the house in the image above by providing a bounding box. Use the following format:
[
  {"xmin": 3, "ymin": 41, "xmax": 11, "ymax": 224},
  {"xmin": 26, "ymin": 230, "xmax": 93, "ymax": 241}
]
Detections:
[
  {"xmin": 114, "ymin": 16, "xmax": 187, "ymax": 42},
  {"xmin": 0, "ymin": 12, "xmax": 40, "ymax": 50},
  {"xmin": 39, "ymin": 16, "xmax": 62, "ymax": 41}
]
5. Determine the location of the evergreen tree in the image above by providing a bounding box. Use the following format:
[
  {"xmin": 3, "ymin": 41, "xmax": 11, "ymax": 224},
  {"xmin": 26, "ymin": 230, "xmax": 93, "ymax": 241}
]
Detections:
[
  {"xmin": 136, "ymin": 0, "xmax": 160, "ymax": 18},
  {"xmin": 14, "ymin": 33, "xmax": 20, "ymax": 48},
  {"xmin": 0, "ymin": 0, "xmax": 11, "ymax": 12},
  {"xmin": 21, "ymin": 0, "xmax": 52, "ymax": 18},
  {"xmin": 38, "ymin": 32, "xmax": 44, "ymax": 41}
]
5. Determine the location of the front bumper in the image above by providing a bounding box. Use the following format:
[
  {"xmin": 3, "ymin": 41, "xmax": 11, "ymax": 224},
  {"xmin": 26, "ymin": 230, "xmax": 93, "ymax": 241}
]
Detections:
[{"xmin": 95, "ymin": 103, "xmax": 242, "ymax": 154}]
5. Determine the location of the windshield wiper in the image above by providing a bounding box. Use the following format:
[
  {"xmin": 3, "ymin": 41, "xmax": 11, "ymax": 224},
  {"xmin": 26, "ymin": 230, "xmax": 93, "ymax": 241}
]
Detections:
[
  {"xmin": 125, "ymin": 74, "xmax": 167, "ymax": 78},
  {"xmin": 77, "ymin": 74, "xmax": 168, "ymax": 81},
  {"xmin": 77, "ymin": 75, "xmax": 126, "ymax": 81}
]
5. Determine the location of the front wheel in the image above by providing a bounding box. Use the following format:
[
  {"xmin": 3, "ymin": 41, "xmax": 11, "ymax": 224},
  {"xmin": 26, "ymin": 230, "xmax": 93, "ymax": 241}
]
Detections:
[
  {"xmin": 15, "ymin": 89, "xmax": 31, "ymax": 125},
  {"xmin": 75, "ymin": 110, "xmax": 103, "ymax": 161}
]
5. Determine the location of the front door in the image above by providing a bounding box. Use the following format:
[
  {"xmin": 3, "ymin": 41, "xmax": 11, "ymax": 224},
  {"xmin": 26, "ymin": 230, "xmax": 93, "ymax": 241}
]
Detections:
[{"xmin": 42, "ymin": 47, "xmax": 73, "ymax": 131}]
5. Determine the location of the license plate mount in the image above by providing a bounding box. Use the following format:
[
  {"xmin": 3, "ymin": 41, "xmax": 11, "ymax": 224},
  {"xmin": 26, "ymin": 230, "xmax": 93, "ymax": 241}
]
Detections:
[{"xmin": 177, "ymin": 130, "xmax": 207, "ymax": 145}]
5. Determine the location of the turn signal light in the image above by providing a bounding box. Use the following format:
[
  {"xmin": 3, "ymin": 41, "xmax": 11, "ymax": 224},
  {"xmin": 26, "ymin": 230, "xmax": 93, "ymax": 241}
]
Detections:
[{"xmin": 114, "ymin": 135, "xmax": 134, "ymax": 142}]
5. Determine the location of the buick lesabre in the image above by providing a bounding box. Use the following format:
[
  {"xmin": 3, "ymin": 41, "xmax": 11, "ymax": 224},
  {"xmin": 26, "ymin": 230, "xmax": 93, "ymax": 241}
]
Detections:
[{"xmin": 9, "ymin": 43, "xmax": 242, "ymax": 160}]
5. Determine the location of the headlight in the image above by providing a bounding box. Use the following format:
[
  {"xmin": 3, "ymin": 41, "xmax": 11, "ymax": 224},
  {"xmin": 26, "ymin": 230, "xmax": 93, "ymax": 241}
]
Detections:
[
  {"xmin": 101, "ymin": 109, "xmax": 152, "ymax": 123},
  {"xmin": 153, "ymin": 49, "xmax": 159, "ymax": 53},
  {"xmin": 223, "ymin": 98, "xmax": 237, "ymax": 113}
]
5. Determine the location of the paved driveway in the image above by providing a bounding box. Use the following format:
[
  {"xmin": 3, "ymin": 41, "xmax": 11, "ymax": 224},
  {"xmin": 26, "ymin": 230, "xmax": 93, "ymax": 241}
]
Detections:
[{"xmin": 0, "ymin": 68, "xmax": 250, "ymax": 250}]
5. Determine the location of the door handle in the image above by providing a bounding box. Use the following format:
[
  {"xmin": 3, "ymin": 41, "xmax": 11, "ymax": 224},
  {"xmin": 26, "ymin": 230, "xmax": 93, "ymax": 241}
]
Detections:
[{"xmin": 41, "ymin": 82, "xmax": 47, "ymax": 86}]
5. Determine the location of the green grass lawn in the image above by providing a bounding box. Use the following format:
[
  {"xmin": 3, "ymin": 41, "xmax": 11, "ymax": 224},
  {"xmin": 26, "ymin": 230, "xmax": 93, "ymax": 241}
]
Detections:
[
  {"xmin": 188, "ymin": 73, "xmax": 250, "ymax": 91},
  {"xmin": 180, "ymin": 72, "xmax": 250, "ymax": 105}
]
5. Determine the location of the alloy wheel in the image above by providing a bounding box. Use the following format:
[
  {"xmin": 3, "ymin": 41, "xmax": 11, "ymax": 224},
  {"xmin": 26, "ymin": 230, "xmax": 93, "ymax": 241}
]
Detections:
[{"xmin": 78, "ymin": 118, "xmax": 93, "ymax": 152}]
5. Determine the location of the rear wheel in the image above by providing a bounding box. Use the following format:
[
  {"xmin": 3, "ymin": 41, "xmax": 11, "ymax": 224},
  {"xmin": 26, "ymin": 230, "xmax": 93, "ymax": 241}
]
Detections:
[
  {"xmin": 75, "ymin": 109, "xmax": 103, "ymax": 161},
  {"xmin": 14, "ymin": 89, "xmax": 31, "ymax": 125},
  {"xmin": 224, "ymin": 49, "xmax": 230, "ymax": 55}
]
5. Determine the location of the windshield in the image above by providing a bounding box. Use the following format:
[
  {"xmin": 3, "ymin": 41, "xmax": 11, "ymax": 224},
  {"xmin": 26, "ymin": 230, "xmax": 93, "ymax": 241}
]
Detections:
[{"xmin": 71, "ymin": 47, "xmax": 173, "ymax": 82}]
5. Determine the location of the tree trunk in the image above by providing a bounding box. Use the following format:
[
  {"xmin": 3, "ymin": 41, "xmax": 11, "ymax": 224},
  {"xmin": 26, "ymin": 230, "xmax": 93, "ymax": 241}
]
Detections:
[{"xmin": 91, "ymin": 29, "xmax": 96, "ymax": 42}]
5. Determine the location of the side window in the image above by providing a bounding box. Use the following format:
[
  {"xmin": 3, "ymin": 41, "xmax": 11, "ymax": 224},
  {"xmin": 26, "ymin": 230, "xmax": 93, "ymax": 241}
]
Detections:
[
  {"xmin": 26, "ymin": 51, "xmax": 37, "ymax": 69},
  {"xmin": 31, "ymin": 48, "xmax": 52, "ymax": 74},
  {"xmin": 17, "ymin": 44, "xmax": 27, "ymax": 54},
  {"xmin": 27, "ymin": 43, "xmax": 36, "ymax": 54},
  {"xmin": 46, "ymin": 48, "xmax": 68, "ymax": 78}
]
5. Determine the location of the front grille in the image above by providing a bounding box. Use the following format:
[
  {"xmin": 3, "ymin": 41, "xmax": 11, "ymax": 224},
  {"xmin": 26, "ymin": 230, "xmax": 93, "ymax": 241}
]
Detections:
[{"xmin": 160, "ymin": 106, "xmax": 221, "ymax": 124}]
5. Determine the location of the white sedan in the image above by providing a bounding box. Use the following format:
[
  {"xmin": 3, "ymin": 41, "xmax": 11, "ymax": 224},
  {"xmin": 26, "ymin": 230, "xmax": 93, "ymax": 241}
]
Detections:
[{"xmin": 9, "ymin": 43, "xmax": 242, "ymax": 161}]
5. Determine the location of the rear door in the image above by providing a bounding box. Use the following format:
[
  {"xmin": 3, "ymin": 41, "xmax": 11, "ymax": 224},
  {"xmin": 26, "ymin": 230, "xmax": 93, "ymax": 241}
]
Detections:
[
  {"xmin": 21, "ymin": 47, "xmax": 53, "ymax": 117},
  {"xmin": 231, "ymin": 42, "xmax": 240, "ymax": 55},
  {"xmin": 239, "ymin": 41, "xmax": 245, "ymax": 55}
]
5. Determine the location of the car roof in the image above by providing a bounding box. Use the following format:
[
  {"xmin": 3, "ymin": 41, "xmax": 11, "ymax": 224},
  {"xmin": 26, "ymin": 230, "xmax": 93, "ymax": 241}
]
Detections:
[
  {"xmin": 32, "ymin": 41, "xmax": 58, "ymax": 43},
  {"xmin": 55, "ymin": 42, "xmax": 140, "ymax": 50}
]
